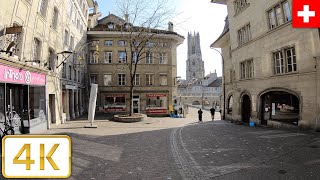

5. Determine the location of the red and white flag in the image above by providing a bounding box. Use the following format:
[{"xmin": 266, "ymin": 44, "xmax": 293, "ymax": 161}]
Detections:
[{"xmin": 292, "ymin": 0, "xmax": 320, "ymax": 28}]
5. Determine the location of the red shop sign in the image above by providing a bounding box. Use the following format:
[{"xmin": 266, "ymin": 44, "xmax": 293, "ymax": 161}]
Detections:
[
  {"xmin": 105, "ymin": 107, "xmax": 126, "ymax": 112},
  {"xmin": 146, "ymin": 94, "xmax": 167, "ymax": 97},
  {"xmin": 146, "ymin": 109, "xmax": 167, "ymax": 114}
]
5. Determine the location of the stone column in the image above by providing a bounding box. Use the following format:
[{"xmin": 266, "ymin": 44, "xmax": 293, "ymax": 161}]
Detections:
[
  {"xmin": 70, "ymin": 89, "xmax": 75, "ymax": 119},
  {"xmin": 75, "ymin": 90, "xmax": 79, "ymax": 117}
]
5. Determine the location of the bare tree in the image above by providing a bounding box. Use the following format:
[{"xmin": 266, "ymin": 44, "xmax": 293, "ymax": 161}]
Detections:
[{"xmin": 115, "ymin": 0, "xmax": 176, "ymax": 115}]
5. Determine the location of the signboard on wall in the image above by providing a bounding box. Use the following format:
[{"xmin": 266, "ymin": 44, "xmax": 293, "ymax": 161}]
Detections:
[{"xmin": 146, "ymin": 108, "xmax": 167, "ymax": 114}]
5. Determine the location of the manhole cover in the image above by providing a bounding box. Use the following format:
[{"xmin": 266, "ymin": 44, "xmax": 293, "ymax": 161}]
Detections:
[{"xmin": 278, "ymin": 170, "xmax": 287, "ymax": 174}]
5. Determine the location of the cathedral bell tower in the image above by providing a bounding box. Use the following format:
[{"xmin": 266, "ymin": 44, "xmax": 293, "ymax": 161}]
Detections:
[{"xmin": 186, "ymin": 32, "xmax": 205, "ymax": 82}]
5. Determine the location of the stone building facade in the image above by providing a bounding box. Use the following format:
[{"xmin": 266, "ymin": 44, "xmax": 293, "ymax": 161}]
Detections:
[
  {"xmin": 186, "ymin": 32, "xmax": 205, "ymax": 82},
  {"xmin": 0, "ymin": 0, "xmax": 94, "ymax": 133},
  {"xmin": 87, "ymin": 14, "xmax": 184, "ymax": 116},
  {"xmin": 211, "ymin": 0, "xmax": 320, "ymax": 130}
]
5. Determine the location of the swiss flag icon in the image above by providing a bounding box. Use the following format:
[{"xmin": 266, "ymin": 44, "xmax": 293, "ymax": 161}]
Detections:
[{"xmin": 293, "ymin": 0, "xmax": 320, "ymax": 28}]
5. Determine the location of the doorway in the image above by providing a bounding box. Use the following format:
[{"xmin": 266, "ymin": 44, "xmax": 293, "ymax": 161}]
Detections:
[
  {"xmin": 132, "ymin": 96, "xmax": 140, "ymax": 113},
  {"xmin": 49, "ymin": 94, "xmax": 56, "ymax": 124},
  {"xmin": 241, "ymin": 94, "xmax": 251, "ymax": 123}
]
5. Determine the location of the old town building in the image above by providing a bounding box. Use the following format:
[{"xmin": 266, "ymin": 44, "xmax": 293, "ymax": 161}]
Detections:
[
  {"xmin": 211, "ymin": 0, "xmax": 320, "ymax": 130},
  {"xmin": 87, "ymin": 14, "xmax": 184, "ymax": 116},
  {"xmin": 0, "ymin": 0, "xmax": 94, "ymax": 134}
]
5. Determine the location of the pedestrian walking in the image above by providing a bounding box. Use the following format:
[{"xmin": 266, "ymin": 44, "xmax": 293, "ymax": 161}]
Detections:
[
  {"xmin": 210, "ymin": 106, "xmax": 215, "ymax": 121},
  {"xmin": 198, "ymin": 108, "xmax": 203, "ymax": 122}
]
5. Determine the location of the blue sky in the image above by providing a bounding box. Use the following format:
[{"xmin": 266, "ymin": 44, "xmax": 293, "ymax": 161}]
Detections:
[{"xmin": 95, "ymin": 0, "xmax": 227, "ymax": 79}]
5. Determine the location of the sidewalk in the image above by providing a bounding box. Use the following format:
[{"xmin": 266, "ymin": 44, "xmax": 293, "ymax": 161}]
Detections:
[{"xmin": 47, "ymin": 108, "xmax": 221, "ymax": 136}]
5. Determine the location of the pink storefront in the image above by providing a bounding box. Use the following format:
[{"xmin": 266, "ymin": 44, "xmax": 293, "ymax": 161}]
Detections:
[{"xmin": 0, "ymin": 63, "xmax": 47, "ymax": 134}]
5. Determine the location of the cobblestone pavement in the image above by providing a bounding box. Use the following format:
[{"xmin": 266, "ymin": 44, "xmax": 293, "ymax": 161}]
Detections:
[{"xmin": 1, "ymin": 108, "xmax": 319, "ymax": 180}]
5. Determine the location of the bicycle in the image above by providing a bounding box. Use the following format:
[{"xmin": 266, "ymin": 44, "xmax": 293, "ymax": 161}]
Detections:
[{"xmin": 0, "ymin": 113, "xmax": 14, "ymax": 139}]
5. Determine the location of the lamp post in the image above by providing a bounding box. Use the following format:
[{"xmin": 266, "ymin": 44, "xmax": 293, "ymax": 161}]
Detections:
[{"xmin": 211, "ymin": 48, "xmax": 225, "ymax": 120}]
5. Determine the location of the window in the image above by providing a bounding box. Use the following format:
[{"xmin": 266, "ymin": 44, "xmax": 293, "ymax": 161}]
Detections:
[
  {"xmin": 273, "ymin": 46, "xmax": 296, "ymax": 74},
  {"xmin": 51, "ymin": 7, "xmax": 58, "ymax": 29},
  {"xmin": 234, "ymin": 0, "xmax": 249, "ymax": 14},
  {"xmin": 146, "ymin": 74, "xmax": 154, "ymax": 86},
  {"xmin": 159, "ymin": 53, "xmax": 167, "ymax": 64},
  {"xmin": 104, "ymin": 40, "xmax": 113, "ymax": 46},
  {"xmin": 132, "ymin": 51, "xmax": 138, "ymax": 63},
  {"xmin": 108, "ymin": 23, "xmax": 114, "ymax": 29},
  {"xmin": 118, "ymin": 74, "xmax": 126, "ymax": 86},
  {"xmin": 268, "ymin": 1, "xmax": 291, "ymax": 29},
  {"xmin": 38, "ymin": 0, "xmax": 48, "ymax": 16},
  {"xmin": 90, "ymin": 51, "xmax": 99, "ymax": 64},
  {"xmin": 240, "ymin": 59, "xmax": 254, "ymax": 79},
  {"xmin": 32, "ymin": 38, "xmax": 41, "ymax": 65},
  {"xmin": 90, "ymin": 74, "xmax": 97, "ymax": 84},
  {"xmin": 104, "ymin": 51, "xmax": 112, "ymax": 63},
  {"xmin": 133, "ymin": 74, "xmax": 140, "ymax": 86},
  {"xmin": 64, "ymin": 30, "xmax": 69, "ymax": 46},
  {"xmin": 238, "ymin": 24, "xmax": 251, "ymax": 45},
  {"xmin": 62, "ymin": 64, "xmax": 66, "ymax": 78},
  {"xmin": 104, "ymin": 74, "xmax": 112, "ymax": 86},
  {"xmin": 74, "ymin": 69, "xmax": 76, "ymax": 81},
  {"xmin": 118, "ymin": 51, "xmax": 127, "ymax": 63},
  {"xmin": 48, "ymin": 48, "xmax": 55, "ymax": 71},
  {"xmin": 68, "ymin": 65, "xmax": 72, "ymax": 80},
  {"xmin": 146, "ymin": 52, "xmax": 153, "ymax": 64},
  {"xmin": 69, "ymin": 35, "xmax": 74, "ymax": 51},
  {"xmin": 146, "ymin": 42, "xmax": 154, "ymax": 48},
  {"xmin": 118, "ymin": 40, "xmax": 126, "ymax": 46},
  {"xmin": 160, "ymin": 74, "xmax": 167, "ymax": 86}
]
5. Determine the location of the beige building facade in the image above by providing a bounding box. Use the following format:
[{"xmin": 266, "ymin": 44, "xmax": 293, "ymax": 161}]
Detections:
[
  {"xmin": 211, "ymin": 0, "xmax": 320, "ymax": 130},
  {"xmin": 0, "ymin": 0, "xmax": 94, "ymax": 133},
  {"xmin": 87, "ymin": 14, "xmax": 184, "ymax": 116}
]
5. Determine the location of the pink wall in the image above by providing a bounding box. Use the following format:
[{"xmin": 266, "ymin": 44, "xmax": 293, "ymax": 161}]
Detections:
[{"xmin": 0, "ymin": 64, "xmax": 46, "ymax": 86}]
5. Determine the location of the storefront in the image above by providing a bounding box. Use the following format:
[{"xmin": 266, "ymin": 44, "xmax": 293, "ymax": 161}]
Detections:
[
  {"xmin": 0, "ymin": 63, "xmax": 46, "ymax": 134},
  {"xmin": 146, "ymin": 94, "xmax": 168, "ymax": 115},
  {"xmin": 104, "ymin": 94, "xmax": 126, "ymax": 112}
]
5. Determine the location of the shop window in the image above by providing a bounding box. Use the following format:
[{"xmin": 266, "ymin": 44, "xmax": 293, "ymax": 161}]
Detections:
[
  {"xmin": 29, "ymin": 86, "xmax": 46, "ymax": 121},
  {"xmin": 0, "ymin": 85, "xmax": 4, "ymax": 121},
  {"xmin": 146, "ymin": 95, "xmax": 167, "ymax": 109},
  {"xmin": 104, "ymin": 95, "xmax": 126, "ymax": 112}
]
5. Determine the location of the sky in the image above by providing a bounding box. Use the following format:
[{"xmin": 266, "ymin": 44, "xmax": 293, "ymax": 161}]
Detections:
[{"xmin": 95, "ymin": 0, "xmax": 228, "ymax": 79}]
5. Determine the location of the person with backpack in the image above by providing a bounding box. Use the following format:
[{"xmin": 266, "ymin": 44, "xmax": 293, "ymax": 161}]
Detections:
[
  {"xmin": 210, "ymin": 106, "xmax": 215, "ymax": 121},
  {"xmin": 198, "ymin": 109, "xmax": 203, "ymax": 122}
]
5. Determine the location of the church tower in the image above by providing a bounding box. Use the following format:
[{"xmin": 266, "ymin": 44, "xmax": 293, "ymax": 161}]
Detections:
[{"xmin": 186, "ymin": 32, "xmax": 205, "ymax": 82}]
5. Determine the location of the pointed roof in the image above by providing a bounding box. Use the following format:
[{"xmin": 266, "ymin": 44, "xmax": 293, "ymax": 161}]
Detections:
[{"xmin": 98, "ymin": 13, "xmax": 126, "ymax": 25}]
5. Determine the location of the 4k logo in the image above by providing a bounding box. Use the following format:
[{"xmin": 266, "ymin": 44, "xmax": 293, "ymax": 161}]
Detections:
[{"xmin": 2, "ymin": 135, "xmax": 71, "ymax": 178}]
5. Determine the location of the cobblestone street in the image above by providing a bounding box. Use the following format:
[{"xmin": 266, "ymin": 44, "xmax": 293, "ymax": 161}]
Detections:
[{"xmin": 1, "ymin": 108, "xmax": 320, "ymax": 180}]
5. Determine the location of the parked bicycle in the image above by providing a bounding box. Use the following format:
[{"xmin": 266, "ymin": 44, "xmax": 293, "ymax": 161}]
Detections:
[{"xmin": 0, "ymin": 113, "xmax": 14, "ymax": 139}]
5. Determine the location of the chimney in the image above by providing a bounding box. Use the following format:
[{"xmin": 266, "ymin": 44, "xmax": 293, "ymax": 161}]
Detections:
[
  {"xmin": 168, "ymin": 22, "xmax": 173, "ymax": 31},
  {"xmin": 124, "ymin": 13, "xmax": 129, "ymax": 22}
]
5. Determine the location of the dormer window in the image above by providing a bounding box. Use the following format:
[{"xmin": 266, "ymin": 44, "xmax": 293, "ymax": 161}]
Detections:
[{"xmin": 108, "ymin": 23, "xmax": 114, "ymax": 29}]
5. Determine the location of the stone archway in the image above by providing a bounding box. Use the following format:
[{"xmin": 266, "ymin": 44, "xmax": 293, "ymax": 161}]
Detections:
[
  {"xmin": 260, "ymin": 90, "xmax": 300, "ymax": 126},
  {"xmin": 241, "ymin": 94, "xmax": 251, "ymax": 123}
]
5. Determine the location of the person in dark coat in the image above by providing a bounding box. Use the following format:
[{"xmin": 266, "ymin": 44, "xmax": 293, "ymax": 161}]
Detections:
[
  {"xmin": 210, "ymin": 107, "xmax": 215, "ymax": 121},
  {"xmin": 198, "ymin": 109, "xmax": 203, "ymax": 122}
]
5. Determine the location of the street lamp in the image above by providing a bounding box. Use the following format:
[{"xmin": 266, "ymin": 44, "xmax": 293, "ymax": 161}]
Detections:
[{"xmin": 211, "ymin": 47, "xmax": 225, "ymax": 120}]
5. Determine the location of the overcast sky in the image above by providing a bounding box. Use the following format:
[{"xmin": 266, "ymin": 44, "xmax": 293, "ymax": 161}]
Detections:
[{"xmin": 95, "ymin": 0, "xmax": 228, "ymax": 79}]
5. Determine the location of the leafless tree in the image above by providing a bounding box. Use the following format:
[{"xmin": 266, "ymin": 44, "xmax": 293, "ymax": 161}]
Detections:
[{"xmin": 115, "ymin": 0, "xmax": 176, "ymax": 115}]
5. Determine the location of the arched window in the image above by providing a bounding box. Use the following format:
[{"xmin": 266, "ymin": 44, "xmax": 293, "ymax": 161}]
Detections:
[
  {"xmin": 108, "ymin": 23, "xmax": 114, "ymax": 29},
  {"xmin": 227, "ymin": 96, "xmax": 233, "ymax": 114},
  {"xmin": 51, "ymin": 7, "xmax": 59, "ymax": 29},
  {"xmin": 48, "ymin": 48, "xmax": 55, "ymax": 70}
]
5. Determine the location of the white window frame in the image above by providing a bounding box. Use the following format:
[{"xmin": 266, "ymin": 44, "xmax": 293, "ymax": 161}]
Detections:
[
  {"xmin": 146, "ymin": 73, "xmax": 154, "ymax": 86},
  {"xmin": 118, "ymin": 74, "xmax": 126, "ymax": 86},
  {"xmin": 238, "ymin": 24, "xmax": 251, "ymax": 45},
  {"xmin": 104, "ymin": 40, "xmax": 113, "ymax": 46},
  {"xmin": 159, "ymin": 52, "xmax": 167, "ymax": 64},
  {"xmin": 118, "ymin": 51, "xmax": 127, "ymax": 63},
  {"xmin": 133, "ymin": 74, "xmax": 140, "ymax": 86},
  {"xmin": 104, "ymin": 51, "xmax": 112, "ymax": 63},
  {"xmin": 32, "ymin": 38, "xmax": 41, "ymax": 65},
  {"xmin": 146, "ymin": 51, "xmax": 153, "ymax": 64},
  {"xmin": 273, "ymin": 46, "xmax": 296, "ymax": 74},
  {"xmin": 240, "ymin": 59, "xmax": 254, "ymax": 79},
  {"xmin": 268, "ymin": 1, "xmax": 291, "ymax": 30}
]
